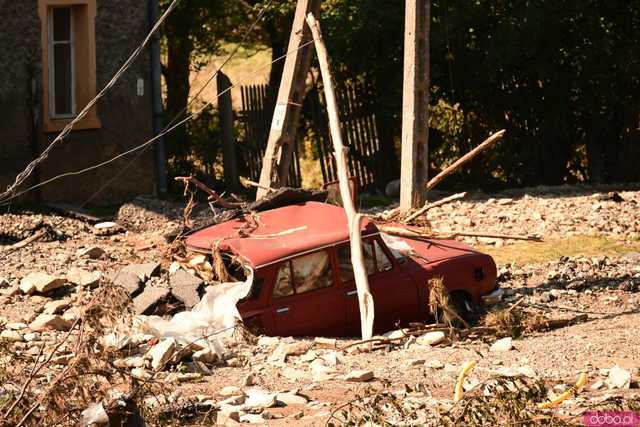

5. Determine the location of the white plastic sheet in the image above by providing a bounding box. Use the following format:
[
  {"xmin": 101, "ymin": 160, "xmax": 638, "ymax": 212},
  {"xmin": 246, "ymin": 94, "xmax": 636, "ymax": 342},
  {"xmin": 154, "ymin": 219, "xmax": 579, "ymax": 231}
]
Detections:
[{"xmin": 138, "ymin": 269, "xmax": 253, "ymax": 355}]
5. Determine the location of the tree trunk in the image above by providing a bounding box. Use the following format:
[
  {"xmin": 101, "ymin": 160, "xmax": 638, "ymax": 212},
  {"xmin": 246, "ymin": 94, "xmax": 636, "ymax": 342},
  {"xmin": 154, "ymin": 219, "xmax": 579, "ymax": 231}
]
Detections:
[
  {"xmin": 164, "ymin": 39, "xmax": 192, "ymax": 162},
  {"xmin": 265, "ymin": 19, "xmax": 288, "ymax": 90}
]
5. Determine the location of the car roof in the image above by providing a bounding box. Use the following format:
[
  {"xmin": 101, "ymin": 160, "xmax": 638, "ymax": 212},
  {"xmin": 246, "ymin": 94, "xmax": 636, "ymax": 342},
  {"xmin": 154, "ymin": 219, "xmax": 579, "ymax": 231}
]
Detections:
[{"xmin": 185, "ymin": 202, "xmax": 378, "ymax": 268}]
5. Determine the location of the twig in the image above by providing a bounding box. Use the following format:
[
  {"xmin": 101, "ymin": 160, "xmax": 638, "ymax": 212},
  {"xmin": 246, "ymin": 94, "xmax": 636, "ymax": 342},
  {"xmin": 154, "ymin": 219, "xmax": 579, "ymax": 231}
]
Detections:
[
  {"xmin": 174, "ymin": 176, "xmax": 242, "ymax": 209},
  {"xmin": 426, "ymin": 130, "xmax": 506, "ymax": 190},
  {"xmin": 404, "ymin": 192, "xmax": 468, "ymax": 223},
  {"xmin": 436, "ymin": 230, "xmax": 543, "ymax": 242},
  {"xmin": 240, "ymin": 177, "xmax": 274, "ymax": 192},
  {"xmin": 4, "ymin": 228, "xmax": 48, "ymax": 252}
]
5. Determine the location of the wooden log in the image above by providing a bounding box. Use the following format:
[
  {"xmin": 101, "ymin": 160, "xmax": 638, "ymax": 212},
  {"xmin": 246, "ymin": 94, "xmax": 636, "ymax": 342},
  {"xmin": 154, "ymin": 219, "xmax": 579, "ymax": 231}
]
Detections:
[
  {"xmin": 174, "ymin": 176, "xmax": 242, "ymax": 209},
  {"xmin": 404, "ymin": 191, "xmax": 467, "ymax": 223},
  {"xmin": 426, "ymin": 129, "xmax": 506, "ymax": 190},
  {"xmin": 306, "ymin": 13, "xmax": 375, "ymax": 341},
  {"xmin": 436, "ymin": 230, "xmax": 543, "ymax": 242}
]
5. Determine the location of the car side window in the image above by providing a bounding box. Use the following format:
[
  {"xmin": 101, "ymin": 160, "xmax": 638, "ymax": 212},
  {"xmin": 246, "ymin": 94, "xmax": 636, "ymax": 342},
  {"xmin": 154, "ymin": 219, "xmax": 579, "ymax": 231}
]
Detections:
[
  {"xmin": 272, "ymin": 250, "xmax": 333, "ymax": 299},
  {"xmin": 338, "ymin": 239, "xmax": 385, "ymax": 282},
  {"xmin": 273, "ymin": 262, "xmax": 294, "ymax": 298},
  {"xmin": 374, "ymin": 240, "xmax": 393, "ymax": 272}
]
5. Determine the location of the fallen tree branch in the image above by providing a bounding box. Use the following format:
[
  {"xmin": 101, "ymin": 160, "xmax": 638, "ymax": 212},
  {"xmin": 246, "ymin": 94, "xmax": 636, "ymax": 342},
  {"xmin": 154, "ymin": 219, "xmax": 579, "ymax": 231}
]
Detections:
[
  {"xmin": 426, "ymin": 129, "xmax": 506, "ymax": 191},
  {"xmin": 174, "ymin": 176, "xmax": 242, "ymax": 209},
  {"xmin": 404, "ymin": 192, "xmax": 468, "ymax": 223},
  {"xmin": 435, "ymin": 230, "xmax": 543, "ymax": 242},
  {"xmin": 4, "ymin": 228, "xmax": 48, "ymax": 253},
  {"xmin": 240, "ymin": 177, "xmax": 274, "ymax": 193}
]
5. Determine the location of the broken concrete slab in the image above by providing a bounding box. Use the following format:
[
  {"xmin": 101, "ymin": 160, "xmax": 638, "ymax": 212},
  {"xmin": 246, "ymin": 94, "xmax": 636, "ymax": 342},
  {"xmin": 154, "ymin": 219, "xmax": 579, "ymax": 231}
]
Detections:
[
  {"xmin": 244, "ymin": 388, "xmax": 277, "ymax": 410},
  {"xmin": 29, "ymin": 314, "xmax": 72, "ymax": 332},
  {"xmin": 490, "ymin": 337, "xmax": 513, "ymax": 352},
  {"xmin": 20, "ymin": 272, "xmax": 65, "ymax": 294},
  {"xmin": 276, "ymin": 392, "xmax": 308, "ymax": 406},
  {"xmin": 607, "ymin": 365, "xmax": 631, "ymax": 389},
  {"xmin": 120, "ymin": 262, "xmax": 161, "ymax": 281},
  {"xmin": 169, "ymin": 269, "xmax": 203, "ymax": 309},
  {"xmin": 66, "ymin": 267, "xmax": 101, "ymax": 287},
  {"xmin": 133, "ymin": 286, "xmax": 169, "ymax": 315},
  {"xmin": 146, "ymin": 338, "xmax": 177, "ymax": 371}
]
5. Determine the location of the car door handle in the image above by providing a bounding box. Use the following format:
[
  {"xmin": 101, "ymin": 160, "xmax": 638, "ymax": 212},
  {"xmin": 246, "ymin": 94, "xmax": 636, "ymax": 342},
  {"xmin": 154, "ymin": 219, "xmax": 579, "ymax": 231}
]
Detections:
[
  {"xmin": 276, "ymin": 307, "xmax": 290, "ymax": 315},
  {"xmin": 346, "ymin": 290, "xmax": 357, "ymax": 297}
]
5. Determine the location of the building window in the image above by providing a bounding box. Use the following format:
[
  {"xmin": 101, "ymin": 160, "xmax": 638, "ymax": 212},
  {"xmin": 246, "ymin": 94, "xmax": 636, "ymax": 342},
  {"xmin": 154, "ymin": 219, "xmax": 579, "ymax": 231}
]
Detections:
[
  {"xmin": 50, "ymin": 7, "xmax": 75, "ymax": 117},
  {"xmin": 39, "ymin": 0, "xmax": 100, "ymax": 131}
]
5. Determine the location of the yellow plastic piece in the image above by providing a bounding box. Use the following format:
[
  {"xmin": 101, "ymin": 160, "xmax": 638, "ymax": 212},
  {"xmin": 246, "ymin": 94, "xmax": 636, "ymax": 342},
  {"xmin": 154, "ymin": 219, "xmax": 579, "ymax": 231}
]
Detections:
[
  {"xmin": 538, "ymin": 372, "xmax": 588, "ymax": 409},
  {"xmin": 454, "ymin": 360, "xmax": 478, "ymax": 402}
]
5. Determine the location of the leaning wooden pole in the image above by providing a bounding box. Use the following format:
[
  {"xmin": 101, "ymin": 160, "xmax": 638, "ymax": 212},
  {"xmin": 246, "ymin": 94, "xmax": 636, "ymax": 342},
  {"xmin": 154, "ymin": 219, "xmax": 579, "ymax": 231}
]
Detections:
[
  {"xmin": 256, "ymin": 0, "xmax": 321, "ymax": 200},
  {"xmin": 426, "ymin": 129, "xmax": 506, "ymax": 191},
  {"xmin": 306, "ymin": 13, "xmax": 375, "ymax": 340}
]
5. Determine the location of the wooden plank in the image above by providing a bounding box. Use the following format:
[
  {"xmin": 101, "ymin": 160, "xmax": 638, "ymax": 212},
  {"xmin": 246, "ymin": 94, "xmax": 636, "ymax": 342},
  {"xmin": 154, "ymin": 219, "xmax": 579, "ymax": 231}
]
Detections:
[
  {"xmin": 256, "ymin": 0, "xmax": 321, "ymax": 199},
  {"xmin": 400, "ymin": 0, "xmax": 430, "ymax": 210}
]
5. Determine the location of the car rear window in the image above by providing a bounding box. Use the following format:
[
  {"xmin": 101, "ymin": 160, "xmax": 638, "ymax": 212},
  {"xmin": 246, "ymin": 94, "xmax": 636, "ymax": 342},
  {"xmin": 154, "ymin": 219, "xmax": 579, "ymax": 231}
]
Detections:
[
  {"xmin": 338, "ymin": 238, "xmax": 392, "ymax": 282},
  {"xmin": 272, "ymin": 250, "xmax": 333, "ymax": 299}
]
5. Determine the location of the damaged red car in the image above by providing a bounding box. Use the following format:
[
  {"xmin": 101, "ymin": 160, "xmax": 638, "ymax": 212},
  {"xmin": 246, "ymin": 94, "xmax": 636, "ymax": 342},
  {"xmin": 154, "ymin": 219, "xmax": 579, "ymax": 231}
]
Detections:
[{"xmin": 185, "ymin": 202, "xmax": 497, "ymax": 337}]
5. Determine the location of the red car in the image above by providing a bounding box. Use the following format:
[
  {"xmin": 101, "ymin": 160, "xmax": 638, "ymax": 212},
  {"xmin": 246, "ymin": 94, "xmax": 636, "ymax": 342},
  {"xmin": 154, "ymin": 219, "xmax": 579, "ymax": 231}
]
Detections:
[{"xmin": 185, "ymin": 202, "xmax": 497, "ymax": 337}]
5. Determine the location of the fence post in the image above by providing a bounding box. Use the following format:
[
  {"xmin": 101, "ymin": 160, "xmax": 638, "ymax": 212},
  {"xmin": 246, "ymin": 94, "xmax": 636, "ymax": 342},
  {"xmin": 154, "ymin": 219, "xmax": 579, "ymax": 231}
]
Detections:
[{"xmin": 217, "ymin": 72, "xmax": 238, "ymax": 192}]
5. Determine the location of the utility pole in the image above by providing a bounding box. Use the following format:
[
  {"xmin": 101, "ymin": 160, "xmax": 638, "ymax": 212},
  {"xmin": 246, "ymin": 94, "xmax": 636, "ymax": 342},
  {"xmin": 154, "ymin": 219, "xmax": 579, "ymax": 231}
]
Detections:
[
  {"xmin": 256, "ymin": 0, "xmax": 321, "ymax": 200},
  {"xmin": 400, "ymin": 0, "xmax": 430, "ymax": 210},
  {"xmin": 217, "ymin": 72, "xmax": 239, "ymax": 192}
]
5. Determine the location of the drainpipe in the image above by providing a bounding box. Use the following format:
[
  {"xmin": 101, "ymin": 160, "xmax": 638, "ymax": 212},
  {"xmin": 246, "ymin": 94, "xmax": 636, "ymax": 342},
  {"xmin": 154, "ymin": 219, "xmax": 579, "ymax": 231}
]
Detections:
[{"xmin": 149, "ymin": 0, "xmax": 167, "ymax": 195}]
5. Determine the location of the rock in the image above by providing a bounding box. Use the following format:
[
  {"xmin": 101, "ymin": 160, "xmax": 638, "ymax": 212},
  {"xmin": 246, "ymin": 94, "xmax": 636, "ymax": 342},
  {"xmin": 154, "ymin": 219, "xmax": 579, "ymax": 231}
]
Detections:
[
  {"xmin": 409, "ymin": 359, "xmax": 425, "ymax": 366},
  {"xmin": 276, "ymin": 392, "xmax": 308, "ymax": 406},
  {"xmin": 131, "ymin": 368, "xmax": 152, "ymax": 380},
  {"xmin": 133, "ymin": 286, "xmax": 170, "ymax": 315},
  {"xmin": 29, "ymin": 314, "xmax": 72, "ymax": 331},
  {"xmin": 217, "ymin": 405, "xmax": 241, "ymax": 424},
  {"xmin": 81, "ymin": 402, "xmax": 110, "ymax": 426},
  {"xmin": 344, "ymin": 369, "xmax": 374, "ymax": 382},
  {"xmin": 244, "ymin": 388, "xmax": 277, "ymax": 410},
  {"xmin": 23, "ymin": 332, "xmax": 39, "ymax": 342},
  {"xmin": 5, "ymin": 322, "xmax": 27, "ymax": 330},
  {"xmin": 242, "ymin": 373, "xmax": 256, "ymax": 387},
  {"xmin": 169, "ymin": 269, "xmax": 203, "ymax": 309},
  {"xmin": 540, "ymin": 291, "xmax": 554, "ymax": 303},
  {"xmin": 239, "ymin": 414, "xmax": 265, "ymax": 424},
  {"xmin": 269, "ymin": 341, "xmax": 311, "ymax": 363},
  {"xmin": 0, "ymin": 277, "xmax": 8, "ymax": 288},
  {"xmin": 113, "ymin": 272, "xmax": 143, "ymax": 296},
  {"xmin": 94, "ymin": 221, "xmax": 118, "ymax": 229},
  {"xmin": 310, "ymin": 360, "xmax": 337, "ymax": 382},
  {"xmin": 590, "ymin": 380, "xmax": 605, "ymax": 390},
  {"xmin": 383, "ymin": 329, "xmax": 407, "ymax": 340},
  {"xmin": 416, "ymin": 331, "xmax": 446, "ymax": 346},
  {"xmin": 606, "ymin": 365, "xmax": 631, "ymax": 389},
  {"xmin": 0, "ymin": 330, "xmax": 24, "ymax": 342},
  {"xmin": 123, "ymin": 356, "xmax": 146, "ymax": 368},
  {"xmin": 76, "ymin": 246, "xmax": 106, "ymax": 259},
  {"xmin": 120, "ymin": 262, "xmax": 161, "ymax": 281},
  {"xmin": 193, "ymin": 348, "xmax": 218, "ymax": 364},
  {"xmin": 44, "ymin": 299, "xmax": 70, "ymax": 315},
  {"xmin": 424, "ymin": 359, "xmax": 444, "ymax": 369},
  {"xmin": 2, "ymin": 285, "xmax": 20, "ymax": 297},
  {"xmin": 219, "ymin": 386, "xmax": 245, "ymax": 398},
  {"xmin": 20, "ymin": 272, "xmax": 65, "ymax": 294},
  {"xmin": 67, "ymin": 267, "xmax": 101, "ymax": 287},
  {"xmin": 146, "ymin": 338, "xmax": 177, "ymax": 371},
  {"xmin": 257, "ymin": 336, "xmax": 279, "ymax": 347},
  {"xmin": 490, "ymin": 337, "xmax": 513, "ymax": 352}
]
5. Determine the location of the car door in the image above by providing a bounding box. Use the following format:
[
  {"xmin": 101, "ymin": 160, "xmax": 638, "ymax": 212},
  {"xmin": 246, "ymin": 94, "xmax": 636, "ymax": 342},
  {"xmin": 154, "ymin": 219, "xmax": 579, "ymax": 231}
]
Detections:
[
  {"xmin": 269, "ymin": 249, "xmax": 346, "ymax": 337},
  {"xmin": 339, "ymin": 237, "xmax": 420, "ymax": 336}
]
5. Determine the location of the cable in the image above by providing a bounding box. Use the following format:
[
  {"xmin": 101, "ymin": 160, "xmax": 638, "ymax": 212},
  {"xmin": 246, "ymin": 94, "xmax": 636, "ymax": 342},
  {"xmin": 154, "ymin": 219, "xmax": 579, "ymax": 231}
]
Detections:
[
  {"xmin": 0, "ymin": 39, "xmax": 317, "ymax": 207},
  {"xmin": 0, "ymin": 0, "xmax": 183, "ymax": 202}
]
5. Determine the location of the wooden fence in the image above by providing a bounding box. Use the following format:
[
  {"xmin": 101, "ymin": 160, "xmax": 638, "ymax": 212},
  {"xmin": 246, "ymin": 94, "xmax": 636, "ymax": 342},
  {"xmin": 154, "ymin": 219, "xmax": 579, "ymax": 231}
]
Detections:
[{"xmin": 237, "ymin": 80, "xmax": 380, "ymax": 189}]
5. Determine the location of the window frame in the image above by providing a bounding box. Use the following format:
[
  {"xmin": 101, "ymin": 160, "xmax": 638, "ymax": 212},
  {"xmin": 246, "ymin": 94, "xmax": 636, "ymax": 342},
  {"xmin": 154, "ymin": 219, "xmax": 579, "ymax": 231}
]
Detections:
[
  {"xmin": 48, "ymin": 6, "xmax": 76, "ymax": 119},
  {"xmin": 39, "ymin": 0, "xmax": 100, "ymax": 132},
  {"xmin": 336, "ymin": 236, "xmax": 395, "ymax": 283}
]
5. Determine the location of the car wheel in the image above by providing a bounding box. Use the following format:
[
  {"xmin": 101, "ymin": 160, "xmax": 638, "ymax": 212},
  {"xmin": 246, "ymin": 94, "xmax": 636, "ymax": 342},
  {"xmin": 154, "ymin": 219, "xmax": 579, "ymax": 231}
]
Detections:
[{"xmin": 449, "ymin": 291, "xmax": 480, "ymax": 325}]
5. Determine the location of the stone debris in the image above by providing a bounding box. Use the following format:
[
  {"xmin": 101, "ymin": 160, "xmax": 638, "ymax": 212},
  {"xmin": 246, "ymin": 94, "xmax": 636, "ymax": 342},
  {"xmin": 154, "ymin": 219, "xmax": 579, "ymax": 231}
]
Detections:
[
  {"xmin": 133, "ymin": 286, "xmax": 170, "ymax": 315},
  {"xmin": 606, "ymin": 365, "xmax": 631, "ymax": 389},
  {"xmin": 29, "ymin": 314, "xmax": 72, "ymax": 332},
  {"xmin": 0, "ymin": 277, "xmax": 8, "ymax": 288},
  {"xmin": 76, "ymin": 246, "xmax": 106, "ymax": 259},
  {"xmin": 243, "ymin": 388, "xmax": 277, "ymax": 410},
  {"xmin": 490, "ymin": 337, "xmax": 514, "ymax": 352},
  {"xmin": 120, "ymin": 262, "xmax": 160, "ymax": 281},
  {"xmin": 169, "ymin": 269, "xmax": 203, "ymax": 309},
  {"xmin": 219, "ymin": 386, "xmax": 245, "ymax": 398},
  {"xmin": 20, "ymin": 272, "xmax": 65, "ymax": 294},
  {"xmin": 276, "ymin": 391, "xmax": 308, "ymax": 406},
  {"xmin": 416, "ymin": 331, "xmax": 446, "ymax": 346},
  {"xmin": 0, "ymin": 329, "xmax": 24, "ymax": 342},
  {"xmin": 113, "ymin": 272, "xmax": 142, "ymax": 296},
  {"xmin": 66, "ymin": 267, "xmax": 101, "ymax": 287},
  {"xmin": 43, "ymin": 299, "xmax": 70, "ymax": 315},
  {"xmin": 344, "ymin": 369, "xmax": 374, "ymax": 382},
  {"xmin": 269, "ymin": 341, "xmax": 311, "ymax": 364},
  {"xmin": 146, "ymin": 338, "xmax": 177, "ymax": 371}
]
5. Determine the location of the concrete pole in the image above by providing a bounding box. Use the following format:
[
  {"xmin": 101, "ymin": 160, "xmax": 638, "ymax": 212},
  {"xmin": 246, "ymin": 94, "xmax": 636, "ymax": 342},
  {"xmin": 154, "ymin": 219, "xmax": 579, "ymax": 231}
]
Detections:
[
  {"xmin": 255, "ymin": 0, "xmax": 321, "ymax": 200},
  {"xmin": 400, "ymin": 0, "xmax": 430, "ymax": 210}
]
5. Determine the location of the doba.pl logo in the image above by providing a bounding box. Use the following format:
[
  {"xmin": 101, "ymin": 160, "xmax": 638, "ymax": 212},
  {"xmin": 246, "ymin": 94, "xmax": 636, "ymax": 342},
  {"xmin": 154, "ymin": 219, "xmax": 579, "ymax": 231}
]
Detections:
[{"xmin": 583, "ymin": 411, "xmax": 640, "ymax": 427}]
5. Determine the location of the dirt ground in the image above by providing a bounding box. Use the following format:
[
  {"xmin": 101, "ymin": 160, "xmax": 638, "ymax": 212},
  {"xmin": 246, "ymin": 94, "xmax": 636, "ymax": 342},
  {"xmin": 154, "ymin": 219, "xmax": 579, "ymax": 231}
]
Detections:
[{"xmin": 1, "ymin": 184, "xmax": 639, "ymax": 426}]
